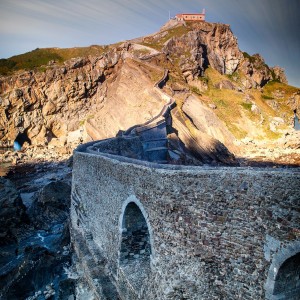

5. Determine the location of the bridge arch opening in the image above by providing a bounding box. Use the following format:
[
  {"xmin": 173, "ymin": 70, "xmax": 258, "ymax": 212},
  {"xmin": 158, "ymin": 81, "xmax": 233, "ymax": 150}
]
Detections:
[
  {"xmin": 119, "ymin": 199, "xmax": 152, "ymax": 290},
  {"xmin": 272, "ymin": 252, "xmax": 300, "ymax": 299},
  {"xmin": 266, "ymin": 241, "xmax": 300, "ymax": 299}
]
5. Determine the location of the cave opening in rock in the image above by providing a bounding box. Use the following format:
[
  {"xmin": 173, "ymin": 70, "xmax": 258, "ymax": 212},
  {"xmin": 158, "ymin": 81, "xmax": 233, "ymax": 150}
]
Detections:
[
  {"xmin": 119, "ymin": 202, "xmax": 151, "ymax": 290},
  {"xmin": 13, "ymin": 131, "xmax": 31, "ymax": 150},
  {"xmin": 272, "ymin": 252, "xmax": 300, "ymax": 299}
]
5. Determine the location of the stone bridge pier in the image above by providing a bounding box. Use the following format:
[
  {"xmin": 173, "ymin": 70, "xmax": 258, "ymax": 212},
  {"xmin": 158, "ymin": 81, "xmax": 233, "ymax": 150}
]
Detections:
[{"xmin": 71, "ymin": 141, "xmax": 300, "ymax": 300}]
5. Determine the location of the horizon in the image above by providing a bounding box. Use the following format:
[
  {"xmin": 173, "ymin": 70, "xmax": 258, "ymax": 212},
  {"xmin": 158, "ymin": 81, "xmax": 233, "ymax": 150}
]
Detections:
[{"xmin": 0, "ymin": 0, "xmax": 299, "ymax": 87}]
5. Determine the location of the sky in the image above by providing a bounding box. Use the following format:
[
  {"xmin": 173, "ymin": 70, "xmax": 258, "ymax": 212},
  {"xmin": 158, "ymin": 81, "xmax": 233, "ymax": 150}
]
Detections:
[{"xmin": 0, "ymin": 0, "xmax": 299, "ymax": 87}]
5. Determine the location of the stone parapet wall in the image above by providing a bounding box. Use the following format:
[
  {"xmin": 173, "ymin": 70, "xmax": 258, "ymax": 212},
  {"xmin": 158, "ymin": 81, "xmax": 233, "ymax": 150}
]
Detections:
[
  {"xmin": 71, "ymin": 148, "xmax": 300, "ymax": 299},
  {"xmin": 86, "ymin": 136, "xmax": 143, "ymax": 160}
]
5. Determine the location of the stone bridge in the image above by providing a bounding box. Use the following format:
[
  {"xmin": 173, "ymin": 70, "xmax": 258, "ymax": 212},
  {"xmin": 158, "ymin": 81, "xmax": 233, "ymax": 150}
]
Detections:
[{"xmin": 71, "ymin": 139, "xmax": 300, "ymax": 300}]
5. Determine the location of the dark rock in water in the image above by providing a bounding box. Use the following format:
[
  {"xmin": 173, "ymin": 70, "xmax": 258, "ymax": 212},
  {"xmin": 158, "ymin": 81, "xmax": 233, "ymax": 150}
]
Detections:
[
  {"xmin": 29, "ymin": 181, "xmax": 71, "ymax": 230},
  {"xmin": 0, "ymin": 163, "xmax": 74, "ymax": 299},
  {"xmin": 3, "ymin": 244, "xmax": 71, "ymax": 299},
  {"xmin": 58, "ymin": 278, "xmax": 76, "ymax": 300},
  {"xmin": 0, "ymin": 178, "xmax": 30, "ymax": 245},
  {"xmin": 0, "ymin": 220, "xmax": 72, "ymax": 299}
]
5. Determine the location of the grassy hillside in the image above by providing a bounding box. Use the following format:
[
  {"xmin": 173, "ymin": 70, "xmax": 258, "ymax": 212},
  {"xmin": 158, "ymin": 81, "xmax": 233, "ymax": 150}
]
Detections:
[
  {"xmin": 191, "ymin": 68, "xmax": 300, "ymax": 140},
  {"xmin": 141, "ymin": 25, "xmax": 191, "ymax": 51},
  {"xmin": 1, "ymin": 23, "xmax": 298, "ymax": 143},
  {"xmin": 0, "ymin": 45, "xmax": 107, "ymax": 75}
]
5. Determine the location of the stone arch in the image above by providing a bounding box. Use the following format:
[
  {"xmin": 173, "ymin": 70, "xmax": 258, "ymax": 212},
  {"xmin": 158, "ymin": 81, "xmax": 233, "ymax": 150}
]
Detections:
[
  {"xmin": 118, "ymin": 195, "xmax": 153, "ymax": 290},
  {"xmin": 265, "ymin": 240, "xmax": 300, "ymax": 299}
]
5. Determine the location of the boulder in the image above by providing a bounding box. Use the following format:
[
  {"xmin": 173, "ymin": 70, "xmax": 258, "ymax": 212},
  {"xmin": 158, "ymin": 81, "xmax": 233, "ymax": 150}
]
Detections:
[
  {"xmin": 29, "ymin": 181, "xmax": 71, "ymax": 230},
  {"xmin": 271, "ymin": 66, "xmax": 288, "ymax": 84},
  {"xmin": 0, "ymin": 178, "xmax": 30, "ymax": 245},
  {"xmin": 239, "ymin": 54, "xmax": 276, "ymax": 88}
]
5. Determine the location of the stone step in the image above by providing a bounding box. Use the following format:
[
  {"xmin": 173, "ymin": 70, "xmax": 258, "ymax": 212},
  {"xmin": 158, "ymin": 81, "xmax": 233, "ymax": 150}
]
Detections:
[
  {"xmin": 138, "ymin": 124, "xmax": 167, "ymax": 141},
  {"xmin": 144, "ymin": 148, "xmax": 168, "ymax": 163},
  {"xmin": 142, "ymin": 139, "xmax": 167, "ymax": 151},
  {"xmin": 145, "ymin": 146, "xmax": 168, "ymax": 152},
  {"xmin": 155, "ymin": 160, "xmax": 168, "ymax": 164}
]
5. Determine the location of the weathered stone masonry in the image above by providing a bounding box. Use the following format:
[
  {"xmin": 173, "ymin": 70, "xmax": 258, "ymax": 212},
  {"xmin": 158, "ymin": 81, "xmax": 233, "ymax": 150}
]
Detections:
[{"xmin": 71, "ymin": 141, "xmax": 300, "ymax": 300}]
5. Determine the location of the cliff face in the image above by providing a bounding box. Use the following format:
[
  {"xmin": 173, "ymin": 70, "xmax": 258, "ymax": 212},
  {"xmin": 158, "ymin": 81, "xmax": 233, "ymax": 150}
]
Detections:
[
  {"xmin": 0, "ymin": 47, "xmax": 163, "ymax": 146},
  {"xmin": 0, "ymin": 19, "xmax": 298, "ymax": 165},
  {"xmin": 161, "ymin": 22, "xmax": 286, "ymax": 90},
  {"xmin": 238, "ymin": 54, "xmax": 289, "ymax": 89},
  {"xmin": 0, "ymin": 52, "xmax": 118, "ymax": 145},
  {"xmin": 163, "ymin": 22, "xmax": 242, "ymax": 82}
]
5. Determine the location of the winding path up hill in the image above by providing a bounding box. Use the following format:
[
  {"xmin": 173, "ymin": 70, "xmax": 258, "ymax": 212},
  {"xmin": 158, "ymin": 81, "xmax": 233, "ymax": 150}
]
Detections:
[{"xmin": 0, "ymin": 20, "xmax": 299, "ymax": 165}]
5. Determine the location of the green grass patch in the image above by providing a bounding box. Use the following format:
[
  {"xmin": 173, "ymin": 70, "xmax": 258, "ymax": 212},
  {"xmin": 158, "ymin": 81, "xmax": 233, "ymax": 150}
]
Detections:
[
  {"xmin": 243, "ymin": 52, "xmax": 255, "ymax": 64},
  {"xmin": 214, "ymin": 99, "xmax": 227, "ymax": 107},
  {"xmin": 198, "ymin": 76, "xmax": 208, "ymax": 84},
  {"xmin": 263, "ymin": 81, "xmax": 299, "ymax": 98},
  {"xmin": 0, "ymin": 49, "xmax": 63, "ymax": 75},
  {"xmin": 265, "ymin": 130, "xmax": 281, "ymax": 140},
  {"xmin": 241, "ymin": 102, "xmax": 252, "ymax": 111},
  {"xmin": 204, "ymin": 67, "xmax": 226, "ymax": 88},
  {"xmin": 201, "ymin": 68, "xmax": 251, "ymax": 138},
  {"xmin": 262, "ymin": 95, "xmax": 274, "ymax": 100},
  {"xmin": 0, "ymin": 59, "xmax": 17, "ymax": 75},
  {"xmin": 141, "ymin": 25, "xmax": 191, "ymax": 51},
  {"xmin": 226, "ymin": 71, "xmax": 239, "ymax": 82},
  {"xmin": 190, "ymin": 86, "xmax": 201, "ymax": 95},
  {"xmin": 0, "ymin": 45, "xmax": 107, "ymax": 75},
  {"xmin": 227, "ymin": 123, "xmax": 248, "ymax": 139}
]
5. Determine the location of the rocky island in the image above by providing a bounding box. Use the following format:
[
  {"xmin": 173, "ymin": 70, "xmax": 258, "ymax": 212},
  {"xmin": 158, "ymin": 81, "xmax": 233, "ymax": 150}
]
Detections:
[{"xmin": 0, "ymin": 17, "xmax": 300, "ymax": 299}]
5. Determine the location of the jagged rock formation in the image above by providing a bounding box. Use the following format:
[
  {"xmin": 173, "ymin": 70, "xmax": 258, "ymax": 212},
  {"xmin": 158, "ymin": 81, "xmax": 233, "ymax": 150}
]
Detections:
[
  {"xmin": 271, "ymin": 66, "xmax": 288, "ymax": 84},
  {"xmin": 0, "ymin": 163, "xmax": 73, "ymax": 300},
  {"xmin": 86, "ymin": 58, "xmax": 165, "ymax": 140},
  {"xmin": 1, "ymin": 19, "xmax": 299, "ymax": 165},
  {"xmin": 0, "ymin": 50, "xmax": 165, "ymax": 148},
  {"xmin": 0, "ymin": 48, "xmax": 121, "ymax": 145},
  {"xmin": 162, "ymin": 22, "xmax": 242, "ymax": 81},
  {"xmin": 0, "ymin": 178, "xmax": 30, "ymax": 245},
  {"xmin": 239, "ymin": 53, "xmax": 272, "ymax": 88},
  {"xmin": 29, "ymin": 180, "xmax": 71, "ymax": 230}
]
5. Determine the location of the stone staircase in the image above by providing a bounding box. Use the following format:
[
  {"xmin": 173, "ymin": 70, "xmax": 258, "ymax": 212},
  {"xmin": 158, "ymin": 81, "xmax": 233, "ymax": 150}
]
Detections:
[
  {"xmin": 135, "ymin": 119, "xmax": 168, "ymax": 164},
  {"xmin": 121, "ymin": 68, "xmax": 176, "ymax": 164},
  {"xmin": 72, "ymin": 230, "xmax": 120, "ymax": 300}
]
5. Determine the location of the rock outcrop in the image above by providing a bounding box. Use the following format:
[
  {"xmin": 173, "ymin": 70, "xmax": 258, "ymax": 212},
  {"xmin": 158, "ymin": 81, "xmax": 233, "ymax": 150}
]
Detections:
[
  {"xmin": 0, "ymin": 19, "xmax": 295, "ymax": 165},
  {"xmin": 0, "ymin": 49, "xmax": 166, "ymax": 148},
  {"xmin": 239, "ymin": 54, "xmax": 273, "ymax": 88},
  {"xmin": 0, "ymin": 162, "xmax": 73, "ymax": 300},
  {"xmin": 0, "ymin": 50, "xmax": 120, "ymax": 146},
  {"xmin": 0, "ymin": 178, "xmax": 30, "ymax": 245},
  {"xmin": 163, "ymin": 22, "xmax": 243, "ymax": 83},
  {"xmin": 271, "ymin": 66, "xmax": 288, "ymax": 84},
  {"xmin": 29, "ymin": 181, "xmax": 71, "ymax": 230}
]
